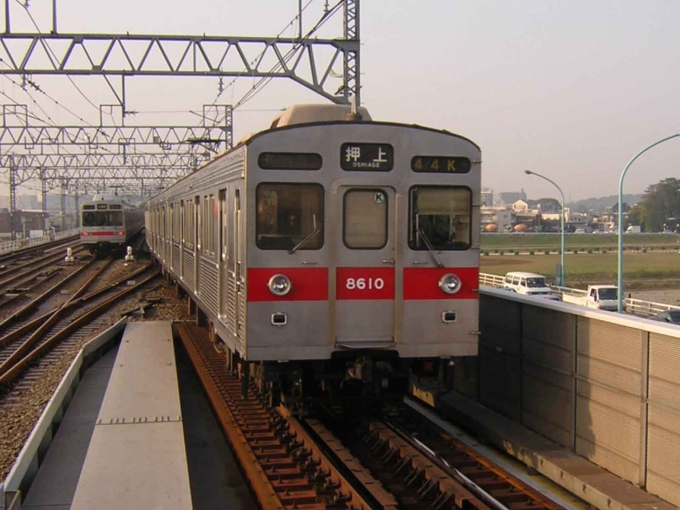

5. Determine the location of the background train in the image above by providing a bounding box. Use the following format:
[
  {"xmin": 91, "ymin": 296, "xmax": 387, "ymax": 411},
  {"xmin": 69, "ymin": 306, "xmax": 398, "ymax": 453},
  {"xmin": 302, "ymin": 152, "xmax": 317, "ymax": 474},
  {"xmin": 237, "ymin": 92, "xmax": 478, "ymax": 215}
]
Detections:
[
  {"xmin": 80, "ymin": 195, "xmax": 145, "ymax": 255},
  {"xmin": 146, "ymin": 104, "xmax": 481, "ymax": 405}
]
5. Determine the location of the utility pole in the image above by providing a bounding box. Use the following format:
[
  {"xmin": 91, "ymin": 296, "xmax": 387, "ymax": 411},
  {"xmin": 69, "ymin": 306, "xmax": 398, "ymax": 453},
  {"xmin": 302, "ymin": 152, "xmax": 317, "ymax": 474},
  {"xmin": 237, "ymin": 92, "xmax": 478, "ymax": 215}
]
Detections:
[
  {"xmin": 60, "ymin": 178, "xmax": 67, "ymax": 231},
  {"xmin": 74, "ymin": 182, "xmax": 80, "ymax": 228},
  {"xmin": 9, "ymin": 159, "xmax": 17, "ymax": 241},
  {"xmin": 41, "ymin": 169, "xmax": 48, "ymax": 235}
]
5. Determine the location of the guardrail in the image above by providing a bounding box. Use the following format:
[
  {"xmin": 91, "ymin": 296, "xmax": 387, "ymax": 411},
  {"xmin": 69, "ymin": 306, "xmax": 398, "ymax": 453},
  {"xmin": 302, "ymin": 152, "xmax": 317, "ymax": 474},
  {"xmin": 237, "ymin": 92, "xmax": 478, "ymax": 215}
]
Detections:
[
  {"xmin": 479, "ymin": 272, "xmax": 680, "ymax": 318},
  {"xmin": 551, "ymin": 285, "xmax": 587, "ymax": 297},
  {"xmin": 0, "ymin": 228, "xmax": 79, "ymax": 256},
  {"xmin": 478, "ymin": 272, "xmax": 505, "ymax": 288},
  {"xmin": 626, "ymin": 297, "xmax": 680, "ymax": 317}
]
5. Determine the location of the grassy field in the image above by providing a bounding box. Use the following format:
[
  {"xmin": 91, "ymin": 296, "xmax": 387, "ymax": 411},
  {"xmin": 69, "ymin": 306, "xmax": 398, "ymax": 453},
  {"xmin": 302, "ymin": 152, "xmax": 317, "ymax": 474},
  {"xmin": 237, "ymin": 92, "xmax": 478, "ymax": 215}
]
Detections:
[
  {"xmin": 480, "ymin": 251, "xmax": 680, "ymax": 289},
  {"xmin": 481, "ymin": 233, "xmax": 679, "ymax": 251}
]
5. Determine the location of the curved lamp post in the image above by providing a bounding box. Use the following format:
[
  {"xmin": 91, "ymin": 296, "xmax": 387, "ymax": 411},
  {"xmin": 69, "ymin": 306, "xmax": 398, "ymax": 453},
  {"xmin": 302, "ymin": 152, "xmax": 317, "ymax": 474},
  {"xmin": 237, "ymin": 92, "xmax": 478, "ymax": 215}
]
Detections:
[
  {"xmin": 524, "ymin": 170, "xmax": 565, "ymax": 286},
  {"xmin": 617, "ymin": 134, "xmax": 680, "ymax": 312}
]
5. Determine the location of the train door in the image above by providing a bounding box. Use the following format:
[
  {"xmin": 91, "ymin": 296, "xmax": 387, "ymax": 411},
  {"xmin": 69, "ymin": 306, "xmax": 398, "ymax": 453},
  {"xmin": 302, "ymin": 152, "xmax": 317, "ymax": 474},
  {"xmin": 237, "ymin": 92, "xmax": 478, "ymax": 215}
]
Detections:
[
  {"xmin": 194, "ymin": 196, "xmax": 200, "ymax": 293},
  {"xmin": 335, "ymin": 186, "xmax": 397, "ymax": 348},
  {"xmin": 219, "ymin": 189, "xmax": 228, "ymax": 320},
  {"xmin": 234, "ymin": 189, "xmax": 244, "ymax": 340}
]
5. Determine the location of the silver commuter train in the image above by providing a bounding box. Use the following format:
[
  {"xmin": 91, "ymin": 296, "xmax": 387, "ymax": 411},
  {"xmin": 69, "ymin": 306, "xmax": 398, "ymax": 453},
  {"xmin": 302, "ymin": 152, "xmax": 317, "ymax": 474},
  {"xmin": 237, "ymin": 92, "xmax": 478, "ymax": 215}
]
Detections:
[
  {"xmin": 80, "ymin": 195, "xmax": 145, "ymax": 254},
  {"xmin": 147, "ymin": 104, "xmax": 481, "ymax": 402}
]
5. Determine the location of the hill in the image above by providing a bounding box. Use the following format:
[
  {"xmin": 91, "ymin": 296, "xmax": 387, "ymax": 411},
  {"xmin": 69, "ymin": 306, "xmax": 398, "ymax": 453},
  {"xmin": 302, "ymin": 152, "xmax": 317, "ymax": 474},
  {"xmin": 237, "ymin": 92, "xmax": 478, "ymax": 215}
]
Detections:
[{"xmin": 568, "ymin": 194, "xmax": 643, "ymax": 212}]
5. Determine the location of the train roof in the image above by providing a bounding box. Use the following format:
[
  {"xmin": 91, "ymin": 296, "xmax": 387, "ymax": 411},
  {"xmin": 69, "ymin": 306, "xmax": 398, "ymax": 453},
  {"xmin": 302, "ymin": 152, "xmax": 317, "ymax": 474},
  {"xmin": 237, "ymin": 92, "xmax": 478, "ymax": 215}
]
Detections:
[
  {"xmin": 81, "ymin": 195, "xmax": 139, "ymax": 208},
  {"xmin": 234, "ymin": 104, "xmax": 372, "ymax": 146},
  {"xmin": 155, "ymin": 103, "xmax": 481, "ymax": 195}
]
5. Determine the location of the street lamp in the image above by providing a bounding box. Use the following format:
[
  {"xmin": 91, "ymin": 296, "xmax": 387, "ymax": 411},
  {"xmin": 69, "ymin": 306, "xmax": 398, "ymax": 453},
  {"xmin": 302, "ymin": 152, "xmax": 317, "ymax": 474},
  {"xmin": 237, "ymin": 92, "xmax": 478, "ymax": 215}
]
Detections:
[
  {"xmin": 524, "ymin": 170, "xmax": 565, "ymax": 286},
  {"xmin": 617, "ymin": 134, "xmax": 680, "ymax": 312}
]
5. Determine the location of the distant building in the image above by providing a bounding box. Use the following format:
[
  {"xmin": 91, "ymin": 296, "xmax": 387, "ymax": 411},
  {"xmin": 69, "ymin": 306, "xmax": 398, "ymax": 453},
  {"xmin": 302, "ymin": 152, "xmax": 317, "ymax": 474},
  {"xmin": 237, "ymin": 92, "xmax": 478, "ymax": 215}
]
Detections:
[
  {"xmin": 511, "ymin": 200, "xmax": 530, "ymax": 214},
  {"xmin": 481, "ymin": 206, "xmax": 513, "ymax": 232},
  {"xmin": 541, "ymin": 207, "xmax": 587, "ymax": 223},
  {"xmin": 499, "ymin": 189, "xmax": 527, "ymax": 206},
  {"xmin": 0, "ymin": 209, "xmax": 49, "ymax": 238},
  {"xmin": 480, "ymin": 189, "xmax": 494, "ymax": 207}
]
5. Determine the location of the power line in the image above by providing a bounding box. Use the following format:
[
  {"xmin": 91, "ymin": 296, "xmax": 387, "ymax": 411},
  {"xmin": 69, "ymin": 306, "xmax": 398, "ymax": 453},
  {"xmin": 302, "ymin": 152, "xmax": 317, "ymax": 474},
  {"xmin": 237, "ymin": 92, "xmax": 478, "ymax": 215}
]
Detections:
[
  {"xmin": 16, "ymin": 0, "xmax": 101, "ymax": 112},
  {"xmin": 233, "ymin": 1, "xmax": 343, "ymax": 110},
  {"xmin": 205, "ymin": 0, "xmax": 318, "ymax": 109}
]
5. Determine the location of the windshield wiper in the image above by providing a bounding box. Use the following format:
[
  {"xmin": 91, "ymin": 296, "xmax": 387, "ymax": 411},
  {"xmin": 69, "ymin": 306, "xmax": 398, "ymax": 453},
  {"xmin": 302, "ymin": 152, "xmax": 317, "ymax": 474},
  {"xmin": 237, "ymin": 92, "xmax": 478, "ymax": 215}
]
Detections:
[
  {"xmin": 417, "ymin": 229, "xmax": 444, "ymax": 268},
  {"xmin": 289, "ymin": 228, "xmax": 321, "ymax": 254}
]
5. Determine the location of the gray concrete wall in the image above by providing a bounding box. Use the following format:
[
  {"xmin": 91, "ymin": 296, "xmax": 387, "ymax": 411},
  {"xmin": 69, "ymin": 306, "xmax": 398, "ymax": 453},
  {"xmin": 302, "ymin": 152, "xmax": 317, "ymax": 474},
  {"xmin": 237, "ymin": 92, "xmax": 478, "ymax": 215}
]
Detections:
[{"xmin": 461, "ymin": 289, "xmax": 680, "ymax": 506}]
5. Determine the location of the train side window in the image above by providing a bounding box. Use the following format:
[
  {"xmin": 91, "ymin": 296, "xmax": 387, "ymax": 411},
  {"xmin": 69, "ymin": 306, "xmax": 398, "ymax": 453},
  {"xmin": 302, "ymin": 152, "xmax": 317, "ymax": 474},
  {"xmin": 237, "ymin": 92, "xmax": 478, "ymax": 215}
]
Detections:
[
  {"xmin": 256, "ymin": 183, "xmax": 324, "ymax": 251},
  {"xmin": 192, "ymin": 197, "xmax": 200, "ymax": 250},
  {"xmin": 409, "ymin": 186, "xmax": 472, "ymax": 251},
  {"xmin": 343, "ymin": 189, "xmax": 387, "ymax": 249}
]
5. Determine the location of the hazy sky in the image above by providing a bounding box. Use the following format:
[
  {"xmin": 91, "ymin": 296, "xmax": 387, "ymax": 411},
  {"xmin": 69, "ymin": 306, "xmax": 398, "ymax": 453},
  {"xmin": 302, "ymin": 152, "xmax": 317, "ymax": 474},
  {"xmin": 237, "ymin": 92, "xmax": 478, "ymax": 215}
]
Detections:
[{"xmin": 2, "ymin": 0, "xmax": 680, "ymax": 201}]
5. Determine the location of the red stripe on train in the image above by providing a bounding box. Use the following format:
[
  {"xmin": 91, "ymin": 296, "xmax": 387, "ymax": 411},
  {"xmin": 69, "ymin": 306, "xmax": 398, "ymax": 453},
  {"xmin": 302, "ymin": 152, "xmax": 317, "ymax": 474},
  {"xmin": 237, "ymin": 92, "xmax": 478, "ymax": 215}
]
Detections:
[
  {"xmin": 336, "ymin": 267, "xmax": 395, "ymax": 300},
  {"xmin": 247, "ymin": 267, "xmax": 328, "ymax": 302},
  {"xmin": 403, "ymin": 267, "xmax": 479, "ymax": 300}
]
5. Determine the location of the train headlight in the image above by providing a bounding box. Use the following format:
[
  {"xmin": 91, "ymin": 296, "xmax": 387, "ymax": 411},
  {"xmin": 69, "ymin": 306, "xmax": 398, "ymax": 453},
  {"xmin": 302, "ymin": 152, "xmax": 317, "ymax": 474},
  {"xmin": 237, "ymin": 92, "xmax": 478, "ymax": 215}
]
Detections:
[
  {"xmin": 268, "ymin": 274, "xmax": 292, "ymax": 296},
  {"xmin": 438, "ymin": 273, "xmax": 462, "ymax": 295}
]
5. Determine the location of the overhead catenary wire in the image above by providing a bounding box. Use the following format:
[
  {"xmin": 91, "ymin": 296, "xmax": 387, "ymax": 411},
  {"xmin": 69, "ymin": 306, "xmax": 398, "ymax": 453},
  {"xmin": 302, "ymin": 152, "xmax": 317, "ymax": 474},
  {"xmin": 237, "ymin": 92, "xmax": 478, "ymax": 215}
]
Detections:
[
  {"xmin": 204, "ymin": 0, "xmax": 318, "ymax": 109},
  {"xmin": 16, "ymin": 0, "xmax": 100, "ymax": 113},
  {"xmin": 232, "ymin": 0, "xmax": 344, "ymax": 111}
]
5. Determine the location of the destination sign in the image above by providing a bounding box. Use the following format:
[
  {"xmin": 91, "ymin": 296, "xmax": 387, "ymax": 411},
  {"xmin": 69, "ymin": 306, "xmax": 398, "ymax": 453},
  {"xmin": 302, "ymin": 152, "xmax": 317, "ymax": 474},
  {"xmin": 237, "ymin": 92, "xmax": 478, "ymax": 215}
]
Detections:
[
  {"xmin": 340, "ymin": 143, "xmax": 394, "ymax": 171},
  {"xmin": 258, "ymin": 152, "xmax": 322, "ymax": 170},
  {"xmin": 411, "ymin": 156, "xmax": 471, "ymax": 174}
]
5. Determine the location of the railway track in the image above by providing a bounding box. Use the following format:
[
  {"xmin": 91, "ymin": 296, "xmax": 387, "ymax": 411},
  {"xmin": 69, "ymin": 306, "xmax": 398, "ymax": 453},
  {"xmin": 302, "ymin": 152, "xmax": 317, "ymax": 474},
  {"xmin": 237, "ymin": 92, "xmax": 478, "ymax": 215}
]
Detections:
[
  {"xmin": 0, "ymin": 244, "xmax": 85, "ymax": 295},
  {"xmin": 178, "ymin": 323, "xmax": 380, "ymax": 510},
  {"xmin": 0, "ymin": 256, "xmax": 104, "ymax": 328},
  {"xmin": 0, "ymin": 235, "xmax": 79, "ymax": 266},
  {"xmin": 0, "ymin": 263, "xmax": 158, "ymax": 390},
  {"xmin": 178, "ymin": 324, "xmax": 571, "ymax": 510}
]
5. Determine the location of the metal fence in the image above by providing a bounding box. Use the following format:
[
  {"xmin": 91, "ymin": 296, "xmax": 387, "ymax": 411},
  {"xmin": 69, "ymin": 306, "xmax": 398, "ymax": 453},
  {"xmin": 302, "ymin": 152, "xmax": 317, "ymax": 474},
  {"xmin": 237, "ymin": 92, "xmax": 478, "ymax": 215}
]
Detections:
[
  {"xmin": 0, "ymin": 228, "xmax": 79, "ymax": 256},
  {"xmin": 478, "ymin": 272, "xmax": 505, "ymax": 288},
  {"xmin": 466, "ymin": 288, "xmax": 680, "ymax": 506},
  {"xmin": 479, "ymin": 272, "xmax": 680, "ymax": 318}
]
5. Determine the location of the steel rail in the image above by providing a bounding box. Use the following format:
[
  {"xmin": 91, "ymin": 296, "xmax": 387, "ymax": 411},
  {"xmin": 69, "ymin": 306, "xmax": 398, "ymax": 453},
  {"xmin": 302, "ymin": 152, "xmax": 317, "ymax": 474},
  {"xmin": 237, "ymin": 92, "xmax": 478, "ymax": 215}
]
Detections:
[
  {"xmin": 383, "ymin": 409, "xmax": 567, "ymax": 510},
  {"xmin": 0, "ymin": 267, "xmax": 62, "ymax": 310},
  {"xmin": 0, "ymin": 258, "xmax": 106, "ymax": 334},
  {"xmin": 0, "ymin": 263, "xmax": 151, "ymax": 351},
  {"xmin": 176, "ymin": 323, "xmax": 373, "ymax": 510},
  {"xmin": 0, "ymin": 246, "xmax": 85, "ymax": 290},
  {"xmin": 0, "ymin": 236, "xmax": 79, "ymax": 265},
  {"xmin": 0, "ymin": 269, "xmax": 159, "ymax": 385}
]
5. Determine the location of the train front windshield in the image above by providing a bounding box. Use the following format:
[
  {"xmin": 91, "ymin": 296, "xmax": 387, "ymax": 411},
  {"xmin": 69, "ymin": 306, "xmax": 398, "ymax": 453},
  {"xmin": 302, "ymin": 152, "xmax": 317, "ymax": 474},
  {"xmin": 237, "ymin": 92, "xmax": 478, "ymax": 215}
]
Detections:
[{"xmin": 82, "ymin": 211, "xmax": 124, "ymax": 227}]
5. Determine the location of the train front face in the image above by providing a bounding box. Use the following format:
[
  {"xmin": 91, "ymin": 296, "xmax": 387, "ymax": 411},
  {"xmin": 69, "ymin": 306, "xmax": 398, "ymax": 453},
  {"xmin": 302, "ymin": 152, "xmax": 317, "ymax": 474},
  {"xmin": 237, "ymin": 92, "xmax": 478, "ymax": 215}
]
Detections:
[
  {"xmin": 246, "ymin": 121, "xmax": 481, "ymax": 396},
  {"xmin": 80, "ymin": 202, "xmax": 127, "ymax": 253}
]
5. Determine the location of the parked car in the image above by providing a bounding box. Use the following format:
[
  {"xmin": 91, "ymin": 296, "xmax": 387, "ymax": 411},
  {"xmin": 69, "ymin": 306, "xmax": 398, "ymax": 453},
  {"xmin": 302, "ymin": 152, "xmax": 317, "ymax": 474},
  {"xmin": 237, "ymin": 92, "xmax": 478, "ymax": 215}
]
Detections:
[
  {"xmin": 561, "ymin": 285, "xmax": 619, "ymax": 311},
  {"xmin": 574, "ymin": 228, "xmax": 586, "ymax": 234},
  {"xmin": 650, "ymin": 310, "xmax": 680, "ymax": 324},
  {"xmin": 503, "ymin": 272, "xmax": 554, "ymax": 296}
]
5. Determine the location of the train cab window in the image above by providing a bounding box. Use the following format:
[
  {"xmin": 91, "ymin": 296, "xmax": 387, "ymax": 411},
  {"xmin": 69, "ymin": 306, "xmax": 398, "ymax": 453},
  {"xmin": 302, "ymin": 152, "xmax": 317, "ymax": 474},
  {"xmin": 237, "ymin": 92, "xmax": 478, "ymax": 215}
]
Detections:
[
  {"xmin": 343, "ymin": 189, "xmax": 387, "ymax": 249},
  {"xmin": 409, "ymin": 186, "xmax": 471, "ymax": 251},
  {"xmin": 256, "ymin": 183, "xmax": 324, "ymax": 250},
  {"xmin": 82, "ymin": 211, "xmax": 124, "ymax": 227}
]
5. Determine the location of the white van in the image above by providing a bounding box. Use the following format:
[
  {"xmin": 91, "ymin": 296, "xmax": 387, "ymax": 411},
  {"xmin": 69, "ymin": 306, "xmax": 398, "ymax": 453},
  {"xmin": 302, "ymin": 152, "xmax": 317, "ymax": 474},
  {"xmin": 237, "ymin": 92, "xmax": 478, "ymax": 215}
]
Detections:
[{"xmin": 503, "ymin": 272, "xmax": 554, "ymax": 296}]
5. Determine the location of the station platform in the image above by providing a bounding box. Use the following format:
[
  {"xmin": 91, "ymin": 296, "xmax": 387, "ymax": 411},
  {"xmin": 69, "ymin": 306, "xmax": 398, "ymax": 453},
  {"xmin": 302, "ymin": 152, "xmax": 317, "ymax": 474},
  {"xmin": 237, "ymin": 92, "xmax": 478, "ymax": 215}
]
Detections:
[
  {"xmin": 21, "ymin": 321, "xmax": 193, "ymax": 510},
  {"xmin": 411, "ymin": 380, "xmax": 677, "ymax": 510}
]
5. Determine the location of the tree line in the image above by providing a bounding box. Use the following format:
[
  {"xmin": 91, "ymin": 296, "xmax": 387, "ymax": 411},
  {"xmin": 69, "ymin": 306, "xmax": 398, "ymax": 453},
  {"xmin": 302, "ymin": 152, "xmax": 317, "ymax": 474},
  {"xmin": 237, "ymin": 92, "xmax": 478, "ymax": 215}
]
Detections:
[{"xmin": 625, "ymin": 178, "xmax": 680, "ymax": 232}]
